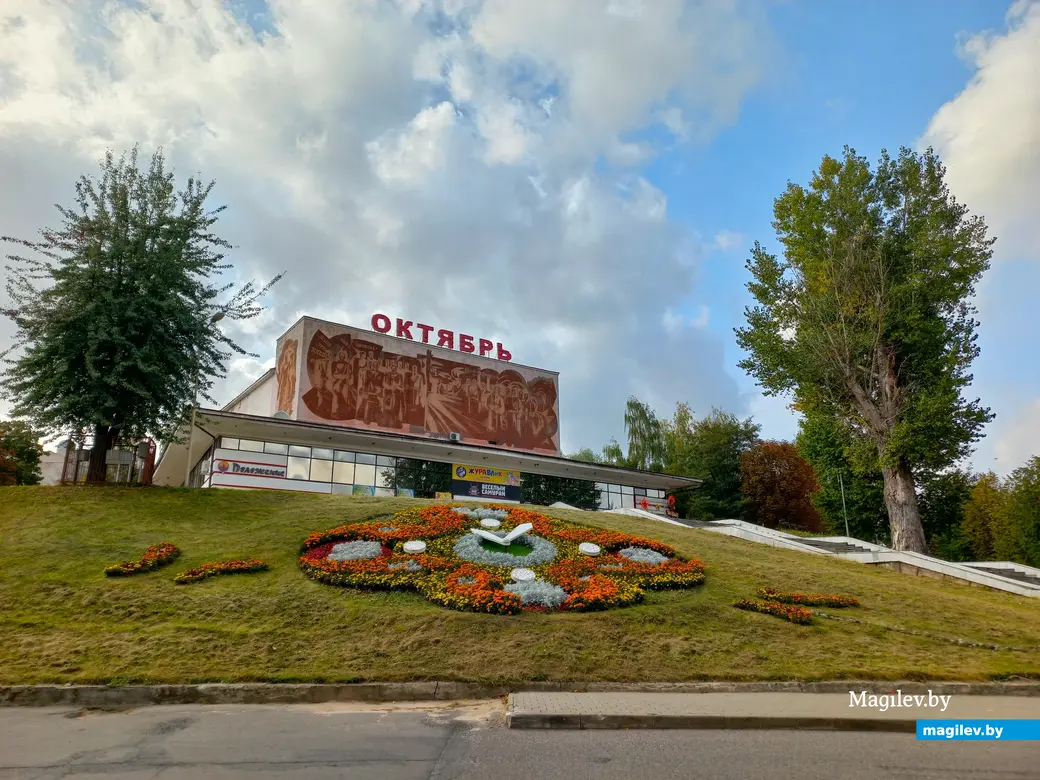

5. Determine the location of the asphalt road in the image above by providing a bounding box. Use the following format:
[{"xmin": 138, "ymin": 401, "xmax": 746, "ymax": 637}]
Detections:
[{"xmin": 0, "ymin": 703, "xmax": 1035, "ymax": 780}]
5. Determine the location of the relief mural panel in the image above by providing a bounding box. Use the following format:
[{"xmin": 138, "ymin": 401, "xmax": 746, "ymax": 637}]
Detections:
[{"xmin": 296, "ymin": 321, "xmax": 560, "ymax": 454}]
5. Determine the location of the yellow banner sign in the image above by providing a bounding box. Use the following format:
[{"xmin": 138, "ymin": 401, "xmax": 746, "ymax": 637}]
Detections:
[{"xmin": 452, "ymin": 464, "xmax": 522, "ymax": 487}]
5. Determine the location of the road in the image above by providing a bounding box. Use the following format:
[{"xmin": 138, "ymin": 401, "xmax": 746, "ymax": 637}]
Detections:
[{"xmin": 0, "ymin": 702, "xmax": 1035, "ymax": 780}]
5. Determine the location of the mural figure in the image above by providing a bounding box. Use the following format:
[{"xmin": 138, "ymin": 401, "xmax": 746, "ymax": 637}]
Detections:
[
  {"xmin": 276, "ymin": 339, "xmax": 298, "ymax": 415},
  {"xmin": 300, "ymin": 329, "xmax": 559, "ymax": 453}
]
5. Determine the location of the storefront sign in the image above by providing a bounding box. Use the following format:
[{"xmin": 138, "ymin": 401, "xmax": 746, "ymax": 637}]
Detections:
[
  {"xmin": 371, "ymin": 313, "xmax": 511, "ymax": 361},
  {"xmin": 215, "ymin": 459, "xmax": 286, "ymax": 479},
  {"xmin": 451, "ymin": 464, "xmax": 522, "ymax": 502}
]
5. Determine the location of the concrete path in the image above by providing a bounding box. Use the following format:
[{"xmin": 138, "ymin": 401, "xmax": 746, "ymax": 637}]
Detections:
[
  {"xmin": 507, "ymin": 692, "xmax": 1040, "ymax": 730},
  {"xmin": 2, "ymin": 703, "xmax": 1036, "ymax": 780}
]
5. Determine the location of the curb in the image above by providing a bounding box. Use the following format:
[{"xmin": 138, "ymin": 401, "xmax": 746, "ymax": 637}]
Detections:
[
  {"xmin": 2, "ymin": 680, "xmax": 1039, "ymax": 708},
  {"xmin": 506, "ymin": 712, "xmax": 918, "ymax": 733}
]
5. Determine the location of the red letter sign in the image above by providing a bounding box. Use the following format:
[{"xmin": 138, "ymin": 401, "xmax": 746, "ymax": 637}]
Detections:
[
  {"xmin": 437, "ymin": 329, "xmax": 454, "ymax": 349},
  {"xmin": 395, "ymin": 319, "xmax": 413, "ymax": 339},
  {"xmin": 416, "ymin": 323, "xmax": 434, "ymax": 343},
  {"xmin": 496, "ymin": 343, "xmax": 512, "ymax": 361},
  {"xmin": 478, "ymin": 338, "xmax": 493, "ymax": 357},
  {"xmin": 459, "ymin": 334, "xmax": 475, "ymax": 353},
  {"xmin": 371, "ymin": 313, "xmax": 391, "ymax": 333}
]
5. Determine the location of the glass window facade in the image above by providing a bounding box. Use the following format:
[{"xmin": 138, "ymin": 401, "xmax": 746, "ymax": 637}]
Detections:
[
  {"xmin": 310, "ymin": 459, "xmax": 333, "ymax": 482},
  {"xmin": 213, "ymin": 436, "xmax": 666, "ymax": 506}
]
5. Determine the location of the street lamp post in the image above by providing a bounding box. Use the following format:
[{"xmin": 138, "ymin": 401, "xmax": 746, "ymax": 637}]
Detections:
[{"xmin": 183, "ymin": 312, "xmax": 224, "ymax": 487}]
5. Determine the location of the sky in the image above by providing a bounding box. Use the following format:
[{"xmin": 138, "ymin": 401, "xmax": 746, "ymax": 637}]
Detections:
[{"xmin": 0, "ymin": 0, "xmax": 1037, "ymax": 476}]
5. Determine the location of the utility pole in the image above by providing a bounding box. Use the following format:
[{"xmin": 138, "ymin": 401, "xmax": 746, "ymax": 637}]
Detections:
[
  {"xmin": 838, "ymin": 471, "xmax": 850, "ymax": 538},
  {"xmin": 183, "ymin": 312, "xmax": 224, "ymax": 487}
]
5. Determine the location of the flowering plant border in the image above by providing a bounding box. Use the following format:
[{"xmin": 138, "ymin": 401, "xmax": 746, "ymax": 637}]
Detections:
[
  {"xmin": 174, "ymin": 559, "xmax": 269, "ymax": 585},
  {"xmin": 734, "ymin": 599, "xmax": 813, "ymax": 624},
  {"xmin": 299, "ymin": 504, "xmax": 707, "ymax": 614},
  {"xmin": 104, "ymin": 542, "xmax": 180, "ymax": 577},
  {"xmin": 757, "ymin": 588, "xmax": 860, "ymax": 608}
]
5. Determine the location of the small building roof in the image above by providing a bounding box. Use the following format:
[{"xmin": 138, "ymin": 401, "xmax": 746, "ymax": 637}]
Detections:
[{"xmin": 153, "ymin": 408, "xmax": 701, "ymax": 492}]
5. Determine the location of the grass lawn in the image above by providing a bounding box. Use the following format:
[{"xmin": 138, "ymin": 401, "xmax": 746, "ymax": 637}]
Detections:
[{"xmin": 0, "ymin": 486, "xmax": 1037, "ymax": 685}]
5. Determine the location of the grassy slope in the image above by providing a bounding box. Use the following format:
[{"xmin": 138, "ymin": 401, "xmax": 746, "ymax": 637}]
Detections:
[{"xmin": 0, "ymin": 487, "xmax": 1037, "ymax": 685}]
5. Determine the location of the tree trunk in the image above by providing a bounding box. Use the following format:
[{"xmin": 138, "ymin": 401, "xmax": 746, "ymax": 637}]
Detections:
[
  {"xmin": 881, "ymin": 461, "xmax": 928, "ymax": 553},
  {"xmin": 85, "ymin": 424, "xmax": 115, "ymax": 483}
]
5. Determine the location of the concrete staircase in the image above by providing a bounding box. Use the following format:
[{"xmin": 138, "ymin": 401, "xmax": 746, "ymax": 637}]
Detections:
[{"xmin": 622, "ymin": 513, "xmax": 1040, "ymax": 600}]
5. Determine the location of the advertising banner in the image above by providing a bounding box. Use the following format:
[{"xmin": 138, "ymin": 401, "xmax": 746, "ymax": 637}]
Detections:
[
  {"xmin": 635, "ymin": 495, "xmax": 667, "ymax": 515},
  {"xmin": 395, "ymin": 488, "xmax": 415, "ymax": 498},
  {"xmin": 451, "ymin": 464, "xmax": 522, "ymax": 502},
  {"xmin": 435, "ymin": 491, "xmax": 453, "ymax": 499}
]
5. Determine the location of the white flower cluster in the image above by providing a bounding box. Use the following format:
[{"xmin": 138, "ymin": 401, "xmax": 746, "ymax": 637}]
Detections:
[
  {"xmin": 505, "ymin": 579, "xmax": 569, "ymax": 608},
  {"xmin": 453, "ymin": 507, "xmax": 509, "ymax": 521},
  {"xmin": 328, "ymin": 540, "xmax": 383, "ymax": 561},
  {"xmin": 388, "ymin": 560, "xmax": 423, "ymax": 572},
  {"xmin": 619, "ymin": 546, "xmax": 669, "ymax": 565},
  {"xmin": 453, "ymin": 533, "xmax": 558, "ymax": 566}
]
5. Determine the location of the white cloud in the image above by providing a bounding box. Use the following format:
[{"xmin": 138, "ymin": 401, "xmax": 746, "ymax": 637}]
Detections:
[
  {"xmin": 921, "ymin": 1, "xmax": 1040, "ymax": 262},
  {"xmin": 711, "ymin": 229, "xmax": 746, "ymax": 252},
  {"xmin": 663, "ymin": 306, "xmax": 709, "ymax": 334},
  {"xmin": 0, "ymin": 0, "xmax": 768, "ymax": 452},
  {"xmin": 993, "ymin": 397, "xmax": 1040, "ymax": 473},
  {"xmin": 366, "ymin": 101, "xmax": 458, "ymax": 187}
]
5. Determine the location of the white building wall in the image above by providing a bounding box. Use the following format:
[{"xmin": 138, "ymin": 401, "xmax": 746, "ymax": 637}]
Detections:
[{"xmin": 225, "ymin": 373, "xmax": 276, "ymax": 417}]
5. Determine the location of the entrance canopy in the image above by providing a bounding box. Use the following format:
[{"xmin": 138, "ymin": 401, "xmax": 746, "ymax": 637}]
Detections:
[{"xmin": 154, "ymin": 408, "xmax": 701, "ymax": 492}]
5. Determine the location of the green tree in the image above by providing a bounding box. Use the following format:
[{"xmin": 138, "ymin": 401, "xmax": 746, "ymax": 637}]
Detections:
[
  {"xmin": 672, "ymin": 408, "xmax": 760, "ymax": 520},
  {"xmin": 1000, "ymin": 457, "xmax": 1040, "ymax": 566},
  {"xmin": 569, "ymin": 447, "xmax": 604, "ymax": 464},
  {"xmin": 662, "ymin": 401, "xmax": 696, "ymax": 475},
  {"xmin": 623, "ymin": 396, "xmax": 665, "ymax": 471},
  {"xmin": 736, "ymin": 147, "xmax": 994, "ymax": 552},
  {"xmin": 2, "ymin": 147, "xmax": 281, "ymax": 482},
  {"xmin": 917, "ymin": 468, "xmax": 974, "ymax": 561},
  {"xmin": 520, "ymin": 474, "xmax": 600, "ymax": 508},
  {"xmin": 961, "ymin": 472, "xmax": 1005, "ymax": 560},
  {"xmin": 0, "ymin": 420, "xmax": 44, "ymax": 486},
  {"xmin": 600, "ymin": 437, "xmax": 631, "ymax": 468},
  {"xmin": 389, "ymin": 458, "xmax": 451, "ymax": 498},
  {"xmin": 796, "ymin": 410, "xmax": 889, "ymax": 544}
]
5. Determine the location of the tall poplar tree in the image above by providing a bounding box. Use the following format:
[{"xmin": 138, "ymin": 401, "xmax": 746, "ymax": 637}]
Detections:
[
  {"xmin": 736, "ymin": 147, "xmax": 993, "ymax": 552},
  {"xmin": 2, "ymin": 147, "xmax": 281, "ymax": 482}
]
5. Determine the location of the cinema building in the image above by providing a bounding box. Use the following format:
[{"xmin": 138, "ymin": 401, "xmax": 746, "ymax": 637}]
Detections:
[{"xmin": 154, "ymin": 316, "xmax": 699, "ymax": 514}]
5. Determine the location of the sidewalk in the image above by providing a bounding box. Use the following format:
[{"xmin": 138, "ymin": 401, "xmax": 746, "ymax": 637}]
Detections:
[{"xmin": 506, "ymin": 692, "xmax": 1040, "ymax": 731}]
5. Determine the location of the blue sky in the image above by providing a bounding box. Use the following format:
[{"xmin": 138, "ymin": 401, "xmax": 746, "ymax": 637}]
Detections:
[
  {"xmin": 1, "ymin": 0, "xmax": 1037, "ymax": 474},
  {"xmin": 648, "ymin": 0, "xmax": 1037, "ymax": 474}
]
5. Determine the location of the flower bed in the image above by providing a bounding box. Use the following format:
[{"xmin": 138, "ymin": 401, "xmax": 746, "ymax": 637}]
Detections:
[
  {"xmin": 299, "ymin": 504, "xmax": 707, "ymax": 614},
  {"xmin": 757, "ymin": 588, "xmax": 860, "ymax": 608},
  {"xmin": 104, "ymin": 542, "xmax": 180, "ymax": 577},
  {"xmin": 174, "ymin": 559, "xmax": 269, "ymax": 585},
  {"xmin": 734, "ymin": 599, "xmax": 813, "ymax": 624}
]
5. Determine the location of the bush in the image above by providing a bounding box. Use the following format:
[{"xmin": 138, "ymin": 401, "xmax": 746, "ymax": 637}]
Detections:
[
  {"xmin": 174, "ymin": 559, "xmax": 268, "ymax": 584},
  {"xmin": 757, "ymin": 587, "xmax": 859, "ymax": 608},
  {"xmin": 104, "ymin": 542, "xmax": 180, "ymax": 577},
  {"xmin": 734, "ymin": 599, "xmax": 813, "ymax": 624}
]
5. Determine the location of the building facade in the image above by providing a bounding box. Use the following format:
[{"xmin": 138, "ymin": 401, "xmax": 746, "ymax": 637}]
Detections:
[{"xmin": 154, "ymin": 316, "xmax": 698, "ymax": 511}]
